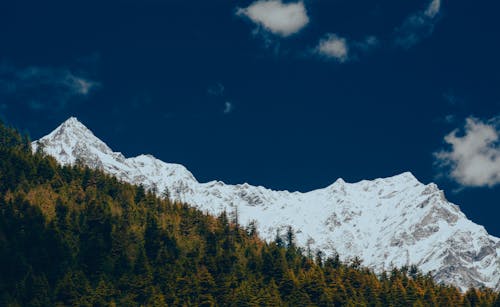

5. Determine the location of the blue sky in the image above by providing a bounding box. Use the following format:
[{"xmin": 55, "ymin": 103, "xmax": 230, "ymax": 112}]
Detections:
[{"xmin": 1, "ymin": 0, "xmax": 500, "ymax": 236}]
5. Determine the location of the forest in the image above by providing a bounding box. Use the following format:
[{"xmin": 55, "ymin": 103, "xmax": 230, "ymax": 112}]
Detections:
[{"xmin": 0, "ymin": 121, "xmax": 499, "ymax": 306}]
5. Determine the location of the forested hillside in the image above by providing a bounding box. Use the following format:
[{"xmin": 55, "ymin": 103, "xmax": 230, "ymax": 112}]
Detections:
[{"xmin": 0, "ymin": 122, "xmax": 499, "ymax": 306}]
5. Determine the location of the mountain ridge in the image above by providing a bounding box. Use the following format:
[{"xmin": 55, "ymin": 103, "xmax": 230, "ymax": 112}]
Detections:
[{"xmin": 33, "ymin": 117, "xmax": 500, "ymax": 291}]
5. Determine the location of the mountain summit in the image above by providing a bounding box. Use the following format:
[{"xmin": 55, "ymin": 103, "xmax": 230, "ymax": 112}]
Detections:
[{"xmin": 34, "ymin": 117, "xmax": 500, "ymax": 291}]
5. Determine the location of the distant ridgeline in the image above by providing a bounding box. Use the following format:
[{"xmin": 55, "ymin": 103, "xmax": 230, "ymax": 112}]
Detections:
[{"xmin": 0, "ymin": 121, "xmax": 499, "ymax": 306}]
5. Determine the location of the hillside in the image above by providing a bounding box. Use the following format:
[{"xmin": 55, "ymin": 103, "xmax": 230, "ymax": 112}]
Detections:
[{"xmin": 0, "ymin": 121, "xmax": 498, "ymax": 305}]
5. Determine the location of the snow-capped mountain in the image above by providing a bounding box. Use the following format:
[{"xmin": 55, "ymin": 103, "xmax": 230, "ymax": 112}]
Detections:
[{"xmin": 33, "ymin": 117, "xmax": 500, "ymax": 291}]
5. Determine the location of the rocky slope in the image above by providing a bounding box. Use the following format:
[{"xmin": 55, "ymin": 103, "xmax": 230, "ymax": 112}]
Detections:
[{"xmin": 33, "ymin": 117, "xmax": 500, "ymax": 291}]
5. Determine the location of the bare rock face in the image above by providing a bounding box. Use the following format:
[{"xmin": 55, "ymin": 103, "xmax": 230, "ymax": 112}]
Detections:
[{"xmin": 34, "ymin": 117, "xmax": 500, "ymax": 292}]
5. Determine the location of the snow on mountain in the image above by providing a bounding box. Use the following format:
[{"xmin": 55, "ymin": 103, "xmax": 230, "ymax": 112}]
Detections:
[{"xmin": 33, "ymin": 117, "xmax": 500, "ymax": 291}]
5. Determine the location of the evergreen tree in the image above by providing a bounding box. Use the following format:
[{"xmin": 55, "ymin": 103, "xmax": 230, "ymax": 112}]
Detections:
[{"xmin": 161, "ymin": 186, "xmax": 171, "ymax": 200}]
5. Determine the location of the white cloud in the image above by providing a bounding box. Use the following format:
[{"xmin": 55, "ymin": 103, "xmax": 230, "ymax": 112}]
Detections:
[
  {"xmin": 223, "ymin": 101, "xmax": 233, "ymax": 114},
  {"xmin": 312, "ymin": 34, "xmax": 380, "ymax": 63},
  {"xmin": 395, "ymin": 0, "xmax": 442, "ymax": 48},
  {"xmin": 435, "ymin": 117, "xmax": 500, "ymax": 187},
  {"xmin": 0, "ymin": 63, "xmax": 99, "ymax": 111},
  {"xmin": 237, "ymin": 0, "xmax": 309, "ymax": 37},
  {"xmin": 315, "ymin": 34, "xmax": 349, "ymax": 62}
]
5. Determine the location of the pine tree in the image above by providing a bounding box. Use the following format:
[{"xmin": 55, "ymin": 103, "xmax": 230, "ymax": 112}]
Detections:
[
  {"xmin": 161, "ymin": 186, "xmax": 171, "ymax": 200},
  {"xmin": 288, "ymin": 287, "xmax": 313, "ymax": 306},
  {"xmin": 286, "ymin": 226, "xmax": 295, "ymax": 249},
  {"xmin": 147, "ymin": 286, "xmax": 168, "ymax": 307},
  {"xmin": 231, "ymin": 280, "xmax": 260, "ymax": 306},
  {"xmin": 135, "ymin": 184, "xmax": 146, "ymax": 203},
  {"xmin": 92, "ymin": 278, "xmax": 115, "ymax": 306},
  {"xmin": 259, "ymin": 279, "xmax": 283, "ymax": 306},
  {"xmin": 465, "ymin": 288, "xmax": 480, "ymax": 307},
  {"xmin": 24, "ymin": 271, "xmax": 51, "ymax": 307},
  {"xmin": 54, "ymin": 271, "xmax": 92, "ymax": 306},
  {"xmin": 130, "ymin": 247, "xmax": 153, "ymax": 304},
  {"xmin": 246, "ymin": 219, "xmax": 258, "ymax": 238},
  {"xmin": 144, "ymin": 214, "xmax": 161, "ymax": 260},
  {"xmin": 423, "ymin": 288, "xmax": 438, "ymax": 307},
  {"xmin": 275, "ymin": 229, "xmax": 284, "ymax": 248}
]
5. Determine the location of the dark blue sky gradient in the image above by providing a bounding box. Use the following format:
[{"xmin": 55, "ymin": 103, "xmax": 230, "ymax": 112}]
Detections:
[{"xmin": 1, "ymin": 0, "xmax": 499, "ymax": 236}]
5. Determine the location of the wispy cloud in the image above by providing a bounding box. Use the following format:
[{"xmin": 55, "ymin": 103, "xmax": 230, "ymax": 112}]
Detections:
[
  {"xmin": 223, "ymin": 101, "xmax": 233, "ymax": 114},
  {"xmin": 353, "ymin": 36, "xmax": 380, "ymax": 53},
  {"xmin": 425, "ymin": 0, "xmax": 441, "ymax": 18},
  {"xmin": 443, "ymin": 90, "xmax": 466, "ymax": 107},
  {"xmin": 395, "ymin": 0, "xmax": 442, "ymax": 48},
  {"xmin": 208, "ymin": 82, "xmax": 225, "ymax": 97},
  {"xmin": 237, "ymin": 0, "xmax": 309, "ymax": 37},
  {"xmin": 435, "ymin": 116, "xmax": 500, "ymax": 188},
  {"xmin": 207, "ymin": 82, "xmax": 235, "ymax": 115},
  {"xmin": 0, "ymin": 62, "xmax": 100, "ymax": 112},
  {"xmin": 444, "ymin": 114, "xmax": 457, "ymax": 124}
]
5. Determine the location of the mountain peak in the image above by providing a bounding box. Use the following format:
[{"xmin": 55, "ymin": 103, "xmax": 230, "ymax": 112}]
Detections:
[
  {"xmin": 398, "ymin": 171, "xmax": 417, "ymax": 179},
  {"xmin": 389, "ymin": 171, "xmax": 419, "ymax": 184},
  {"xmin": 32, "ymin": 117, "xmax": 113, "ymax": 166},
  {"xmin": 57, "ymin": 116, "xmax": 91, "ymax": 134},
  {"xmin": 34, "ymin": 117, "xmax": 97, "ymax": 145},
  {"xmin": 64, "ymin": 116, "xmax": 81, "ymax": 124}
]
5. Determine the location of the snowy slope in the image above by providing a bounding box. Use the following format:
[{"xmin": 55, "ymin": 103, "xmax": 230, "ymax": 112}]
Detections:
[{"xmin": 33, "ymin": 117, "xmax": 500, "ymax": 291}]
